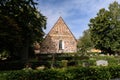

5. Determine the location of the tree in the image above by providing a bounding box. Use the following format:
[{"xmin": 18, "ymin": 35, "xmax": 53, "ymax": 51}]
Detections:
[
  {"xmin": 89, "ymin": 1, "xmax": 120, "ymax": 54},
  {"xmin": 0, "ymin": 0, "xmax": 46, "ymax": 60},
  {"xmin": 0, "ymin": 14, "xmax": 22, "ymax": 59},
  {"xmin": 77, "ymin": 29, "xmax": 93, "ymax": 54}
]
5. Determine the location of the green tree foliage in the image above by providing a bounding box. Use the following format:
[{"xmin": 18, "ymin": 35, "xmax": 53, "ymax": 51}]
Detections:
[
  {"xmin": 89, "ymin": 1, "xmax": 120, "ymax": 54},
  {"xmin": 77, "ymin": 29, "xmax": 93, "ymax": 54},
  {"xmin": 0, "ymin": 0, "xmax": 46, "ymax": 60}
]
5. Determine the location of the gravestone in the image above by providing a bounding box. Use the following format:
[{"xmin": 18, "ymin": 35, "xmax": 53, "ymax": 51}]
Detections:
[
  {"xmin": 82, "ymin": 62, "xmax": 89, "ymax": 67},
  {"xmin": 96, "ymin": 60, "xmax": 108, "ymax": 66}
]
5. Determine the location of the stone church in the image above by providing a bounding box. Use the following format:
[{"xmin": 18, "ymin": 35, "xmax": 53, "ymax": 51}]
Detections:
[{"xmin": 40, "ymin": 17, "xmax": 77, "ymax": 53}]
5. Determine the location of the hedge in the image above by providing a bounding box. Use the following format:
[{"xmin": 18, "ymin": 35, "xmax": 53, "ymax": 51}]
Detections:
[
  {"xmin": 0, "ymin": 60, "xmax": 51, "ymax": 70},
  {"xmin": 0, "ymin": 65, "xmax": 120, "ymax": 80}
]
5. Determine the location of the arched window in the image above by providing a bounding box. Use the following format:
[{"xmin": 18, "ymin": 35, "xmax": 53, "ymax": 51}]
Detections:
[{"xmin": 59, "ymin": 40, "xmax": 64, "ymax": 50}]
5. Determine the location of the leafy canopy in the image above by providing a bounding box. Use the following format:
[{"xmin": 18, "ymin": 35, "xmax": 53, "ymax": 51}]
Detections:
[
  {"xmin": 77, "ymin": 29, "xmax": 94, "ymax": 54},
  {"xmin": 0, "ymin": 0, "xmax": 46, "ymax": 59},
  {"xmin": 89, "ymin": 1, "xmax": 120, "ymax": 54}
]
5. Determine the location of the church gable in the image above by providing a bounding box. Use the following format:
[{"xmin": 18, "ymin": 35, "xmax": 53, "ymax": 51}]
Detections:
[
  {"xmin": 49, "ymin": 17, "xmax": 76, "ymax": 41},
  {"xmin": 40, "ymin": 17, "xmax": 77, "ymax": 53}
]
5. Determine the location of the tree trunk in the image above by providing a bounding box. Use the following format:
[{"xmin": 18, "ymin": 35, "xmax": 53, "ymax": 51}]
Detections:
[{"xmin": 21, "ymin": 39, "xmax": 29, "ymax": 62}]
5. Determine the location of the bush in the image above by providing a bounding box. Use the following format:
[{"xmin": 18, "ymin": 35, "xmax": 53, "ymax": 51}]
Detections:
[
  {"xmin": 65, "ymin": 66, "xmax": 111, "ymax": 80},
  {"xmin": 67, "ymin": 60, "xmax": 78, "ymax": 66},
  {"xmin": 0, "ymin": 59, "xmax": 52, "ymax": 70},
  {"xmin": 109, "ymin": 65, "xmax": 120, "ymax": 79},
  {"xmin": 0, "ymin": 61, "xmax": 25, "ymax": 70},
  {"xmin": 1, "ymin": 65, "xmax": 120, "ymax": 80}
]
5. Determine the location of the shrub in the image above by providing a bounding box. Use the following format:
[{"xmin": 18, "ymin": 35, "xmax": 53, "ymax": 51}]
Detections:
[
  {"xmin": 1, "ymin": 65, "xmax": 120, "ymax": 80},
  {"xmin": 109, "ymin": 65, "xmax": 120, "ymax": 79},
  {"xmin": 65, "ymin": 67, "xmax": 111, "ymax": 80},
  {"xmin": 0, "ymin": 61, "xmax": 25, "ymax": 70}
]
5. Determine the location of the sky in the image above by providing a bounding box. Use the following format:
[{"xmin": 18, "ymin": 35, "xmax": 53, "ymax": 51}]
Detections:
[{"xmin": 37, "ymin": 0, "xmax": 120, "ymax": 39}]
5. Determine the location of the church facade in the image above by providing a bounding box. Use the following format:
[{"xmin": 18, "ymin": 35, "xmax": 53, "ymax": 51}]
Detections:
[{"xmin": 40, "ymin": 17, "xmax": 77, "ymax": 53}]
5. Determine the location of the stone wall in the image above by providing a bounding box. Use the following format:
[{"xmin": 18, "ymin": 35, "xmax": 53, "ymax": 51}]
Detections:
[{"xmin": 40, "ymin": 17, "xmax": 77, "ymax": 53}]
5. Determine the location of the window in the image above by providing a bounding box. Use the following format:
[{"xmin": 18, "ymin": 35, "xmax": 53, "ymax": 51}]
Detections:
[{"xmin": 59, "ymin": 40, "xmax": 64, "ymax": 50}]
